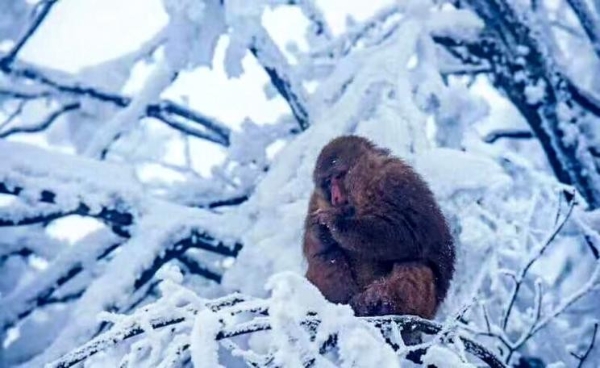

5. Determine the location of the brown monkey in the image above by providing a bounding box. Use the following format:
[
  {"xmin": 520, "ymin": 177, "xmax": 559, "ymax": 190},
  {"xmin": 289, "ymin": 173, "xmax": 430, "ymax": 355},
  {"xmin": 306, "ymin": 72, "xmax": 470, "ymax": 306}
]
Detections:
[{"xmin": 303, "ymin": 136, "xmax": 455, "ymax": 319}]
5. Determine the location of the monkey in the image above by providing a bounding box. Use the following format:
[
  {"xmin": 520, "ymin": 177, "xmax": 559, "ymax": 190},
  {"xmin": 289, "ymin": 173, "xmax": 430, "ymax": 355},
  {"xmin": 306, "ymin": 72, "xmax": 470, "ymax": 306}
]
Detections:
[{"xmin": 303, "ymin": 135, "xmax": 455, "ymax": 319}]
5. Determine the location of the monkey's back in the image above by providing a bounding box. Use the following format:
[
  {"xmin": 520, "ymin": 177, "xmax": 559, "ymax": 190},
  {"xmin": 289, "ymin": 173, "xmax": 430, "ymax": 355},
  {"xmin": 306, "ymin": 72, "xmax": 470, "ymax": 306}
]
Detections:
[{"xmin": 348, "ymin": 157, "xmax": 456, "ymax": 305}]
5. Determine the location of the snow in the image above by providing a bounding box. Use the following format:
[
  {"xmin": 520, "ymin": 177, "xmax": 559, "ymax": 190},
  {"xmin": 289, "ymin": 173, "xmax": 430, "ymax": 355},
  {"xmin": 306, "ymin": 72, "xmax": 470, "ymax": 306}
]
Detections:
[
  {"xmin": 164, "ymin": 0, "xmax": 225, "ymax": 70},
  {"xmin": 524, "ymin": 79, "xmax": 546, "ymax": 105},
  {"xmin": 0, "ymin": 139, "xmax": 143, "ymax": 215},
  {"xmin": 0, "ymin": 140, "xmax": 241, "ymax": 365},
  {"xmin": 84, "ymin": 58, "xmax": 178, "ymax": 158},
  {"xmin": 414, "ymin": 148, "xmax": 512, "ymax": 199},
  {"xmin": 190, "ymin": 309, "xmax": 224, "ymax": 368},
  {"xmin": 422, "ymin": 345, "xmax": 475, "ymax": 367},
  {"xmin": 426, "ymin": 8, "xmax": 484, "ymax": 42}
]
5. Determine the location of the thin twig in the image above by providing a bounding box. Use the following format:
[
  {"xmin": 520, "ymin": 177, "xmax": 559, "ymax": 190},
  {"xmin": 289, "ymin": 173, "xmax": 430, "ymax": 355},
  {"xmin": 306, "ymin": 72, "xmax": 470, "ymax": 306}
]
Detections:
[
  {"xmin": 483, "ymin": 129, "xmax": 534, "ymax": 144},
  {"xmin": 505, "ymin": 280, "xmax": 543, "ymax": 363},
  {"xmin": 572, "ymin": 322, "xmax": 599, "ymax": 368},
  {"xmin": 0, "ymin": 0, "xmax": 60, "ymax": 66},
  {"xmin": 0, "ymin": 88, "xmax": 52, "ymax": 100},
  {"xmin": 206, "ymin": 195, "xmax": 249, "ymax": 209},
  {"xmin": 501, "ymin": 192, "xmax": 575, "ymax": 330},
  {"xmin": 0, "ymin": 100, "xmax": 27, "ymax": 130},
  {"xmin": 0, "ymin": 102, "xmax": 79, "ymax": 138}
]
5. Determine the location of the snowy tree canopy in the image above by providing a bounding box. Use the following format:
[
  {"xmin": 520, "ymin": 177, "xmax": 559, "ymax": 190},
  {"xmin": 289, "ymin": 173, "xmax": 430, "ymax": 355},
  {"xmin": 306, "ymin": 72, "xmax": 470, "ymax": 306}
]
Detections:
[{"xmin": 1, "ymin": 0, "xmax": 600, "ymax": 367}]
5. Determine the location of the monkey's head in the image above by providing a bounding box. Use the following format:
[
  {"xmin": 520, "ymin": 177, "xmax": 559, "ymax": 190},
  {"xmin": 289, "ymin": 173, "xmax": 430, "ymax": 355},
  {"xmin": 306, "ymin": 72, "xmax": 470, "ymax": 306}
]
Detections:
[{"xmin": 314, "ymin": 136, "xmax": 388, "ymax": 206}]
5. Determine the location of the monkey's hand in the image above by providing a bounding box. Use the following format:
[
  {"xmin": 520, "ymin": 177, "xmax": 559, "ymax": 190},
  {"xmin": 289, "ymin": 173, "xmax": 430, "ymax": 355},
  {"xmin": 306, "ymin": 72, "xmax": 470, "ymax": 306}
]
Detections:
[
  {"xmin": 312, "ymin": 206, "xmax": 354, "ymax": 229},
  {"xmin": 311, "ymin": 207, "xmax": 338, "ymax": 228},
  {"xmin": 349, "ymin": 280, "xmax": 395, "ymax": 316}
]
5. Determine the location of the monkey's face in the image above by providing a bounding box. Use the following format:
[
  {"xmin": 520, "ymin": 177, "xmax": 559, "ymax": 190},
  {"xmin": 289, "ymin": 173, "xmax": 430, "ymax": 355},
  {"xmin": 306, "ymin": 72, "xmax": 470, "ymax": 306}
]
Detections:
[
  {"xmin": 314, "ymin": 139, "xmax": 364, "ymax": 207},
  {"xmin": 320, "ymin": 166, "xmax": 348, "ymax": 206},
  {"xmin": 314, "ymin": 158, "xmax": 349, "ymax": 205}
]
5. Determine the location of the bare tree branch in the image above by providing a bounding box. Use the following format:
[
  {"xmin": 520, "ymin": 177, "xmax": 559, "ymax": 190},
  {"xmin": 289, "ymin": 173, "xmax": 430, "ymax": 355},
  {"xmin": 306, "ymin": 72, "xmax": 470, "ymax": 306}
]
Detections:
[
  {"xmin": 0, "ymin": 102, "xmax": 79, "ymax": 138},
  {"xmin": 0, "ymin": 89, "xmax": 52, "ymax": 100},
  {"xmin": 565, "ymin": 0, "xmax": 600, "ymax": 59},
  {"xmin": 0, "ymin": 0, "xmax": 60, "ymax": 67},
  {"xmin": 309, "ymin": 3, "xmax": 400, "ymax": 59},
  {"xmin": 0, "ymin": 0, "xmax": 231, "ymax": 145},
  {"xmin": 149, "ymin": 106, "xmax": 228, "ymax": 144},
  {"xmin": 205, "ymin": 194, "xmax": 249, "ymax": 209},
  {"xmin": 45, "ymin": 290, "xmax": 86, "ymax": 305},
  {"xmin": 0, "ymin": 100, "xmax": 27, "ymax": 130},
  {"xmin": 483, "ymin": 129, "xmax": 534, "ymax": 144},
  {"xmin": 566, "ymin": 80, "xmax": 600, "ymax": 117},
  {"xmin": 572, "ymin": 322, "xmax": 598, "ymax": 368}
]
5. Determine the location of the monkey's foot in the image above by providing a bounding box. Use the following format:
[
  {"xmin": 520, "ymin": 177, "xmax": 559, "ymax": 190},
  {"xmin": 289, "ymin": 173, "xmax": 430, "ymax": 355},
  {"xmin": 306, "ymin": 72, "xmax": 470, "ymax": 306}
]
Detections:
[{"xmin": 349, "ymin": 285, "xmax": 395, "ymax": 316}]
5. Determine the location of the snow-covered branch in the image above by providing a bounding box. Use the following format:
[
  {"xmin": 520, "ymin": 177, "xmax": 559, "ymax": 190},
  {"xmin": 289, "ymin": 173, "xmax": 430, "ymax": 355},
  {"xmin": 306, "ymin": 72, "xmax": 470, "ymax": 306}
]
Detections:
[
  {"xmin": 434, "ymin": 0, "xmax": 600, "ymax": 208},
  {"xmin": 250, "ymin": 27, "xmax": 310, "ymax": 131},
  {"xmin": 0, "ymin": 140, "xmax": 243, "ymax": 336},
  {"xmin": 0, "ymin": 230, "xmax": 124, "ymax": 331},
  {"xmin": 460, "ymin": 191, "xmax": 600, "ymax": 364},
  {"xmin": 565, "ymin": 0, "xmax": 600, "ymax": 58},
  {"xmin": 47, "ymin": 273, "xmax": 506, "ymax": 368},
  {"xmin": 0, "ymin": 0, "xmax": 233, "ymax": 148},
  {"xmin": 0, "ymin": 61, "xmax": 231, "ymax": 146},
  {"xmin": 501, "ymin": 191, "xmax": 576, "ymax": 330}
]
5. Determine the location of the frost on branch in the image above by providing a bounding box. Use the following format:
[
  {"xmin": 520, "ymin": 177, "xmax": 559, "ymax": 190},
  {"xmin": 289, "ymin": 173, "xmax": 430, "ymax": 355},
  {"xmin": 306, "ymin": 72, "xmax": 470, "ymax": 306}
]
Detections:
[{"xmin": 47, "ymin": 272, "xmax": 506, "ymax": 368}]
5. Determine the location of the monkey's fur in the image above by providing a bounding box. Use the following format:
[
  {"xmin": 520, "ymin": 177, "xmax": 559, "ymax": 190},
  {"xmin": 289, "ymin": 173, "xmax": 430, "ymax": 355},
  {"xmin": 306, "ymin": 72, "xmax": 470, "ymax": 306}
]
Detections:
[{"xmin": 303, "ymin": 136, "xmax": 455, "ymax": 319}]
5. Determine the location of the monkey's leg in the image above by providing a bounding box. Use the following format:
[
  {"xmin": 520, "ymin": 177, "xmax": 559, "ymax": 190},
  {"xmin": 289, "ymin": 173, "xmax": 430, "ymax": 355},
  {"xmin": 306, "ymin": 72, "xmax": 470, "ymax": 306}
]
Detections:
[
  {"xmin": 349, "ymin": 263, "xmax": 437, "ymax": 319},
  {"xmin": 306, "ymin": 247, "xmax": 359, "ymax": 304}
]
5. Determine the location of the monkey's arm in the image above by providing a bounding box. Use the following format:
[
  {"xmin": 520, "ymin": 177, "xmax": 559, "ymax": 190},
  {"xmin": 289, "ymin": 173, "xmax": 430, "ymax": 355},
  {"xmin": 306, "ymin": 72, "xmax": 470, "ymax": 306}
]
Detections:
[
  {"xmin": 350, "ymin": 263, "xmax": 437, "ymax": 318},
  {"xmin": 305, "ymin": 247, "xmax": 359, "ymax": 304},
  {"xmin": 323, "ymin": 213, "xmax": 420, "ymax": 261},
  {"xmin": 304, "ymin": 228, "xmax": 359, "ymax": 304}
]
